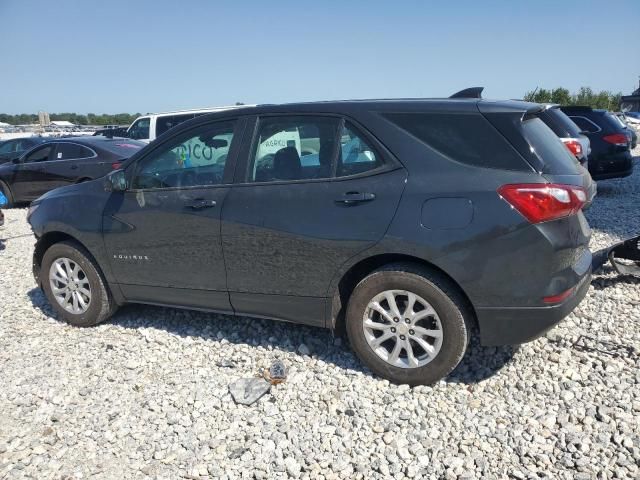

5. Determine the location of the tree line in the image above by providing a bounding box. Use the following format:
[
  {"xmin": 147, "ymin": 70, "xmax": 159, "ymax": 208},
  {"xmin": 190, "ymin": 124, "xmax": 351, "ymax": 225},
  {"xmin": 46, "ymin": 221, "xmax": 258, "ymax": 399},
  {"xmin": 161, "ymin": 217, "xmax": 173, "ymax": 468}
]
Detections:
[
  {"xmin": 0, "ymin": 113, "xmax": 141, "ymax": 126},
  {"xmin": 523, "ymin": 87, "xmax": 622, "ymax": 110}
]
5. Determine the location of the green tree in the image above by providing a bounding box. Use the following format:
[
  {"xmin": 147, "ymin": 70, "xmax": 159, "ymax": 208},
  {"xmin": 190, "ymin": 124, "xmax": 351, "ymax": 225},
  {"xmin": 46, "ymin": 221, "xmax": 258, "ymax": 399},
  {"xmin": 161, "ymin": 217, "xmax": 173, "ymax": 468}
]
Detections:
[{"xmin": 524, "ymin": 86, "xmax": 622, "ymax": 110}]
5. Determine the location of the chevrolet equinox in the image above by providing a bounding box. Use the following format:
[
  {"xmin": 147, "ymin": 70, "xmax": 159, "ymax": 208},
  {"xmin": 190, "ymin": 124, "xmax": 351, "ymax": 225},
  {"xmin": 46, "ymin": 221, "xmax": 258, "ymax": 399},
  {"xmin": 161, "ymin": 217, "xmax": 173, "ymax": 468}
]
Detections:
[{"xmin": 28, "ymin": 89, "xmax": 594, "ymax": 385}]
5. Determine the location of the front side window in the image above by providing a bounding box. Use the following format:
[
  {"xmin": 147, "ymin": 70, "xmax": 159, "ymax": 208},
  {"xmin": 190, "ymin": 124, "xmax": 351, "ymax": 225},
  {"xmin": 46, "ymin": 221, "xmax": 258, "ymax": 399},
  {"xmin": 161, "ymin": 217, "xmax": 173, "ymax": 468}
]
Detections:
[
  {"xmin": 128, "ymin": 117, "xmax": 151, "ymax": 140},
  {"xmin": 249, "ymin": 116, "xmax": 340, "ymax": 182},
  {"xmin": 25, "ymin": 145, "xmax": 54, "ymax": 163},
  {"xmin": 132, "ymin": 121, "xmax": 235, "ymax": 189}
]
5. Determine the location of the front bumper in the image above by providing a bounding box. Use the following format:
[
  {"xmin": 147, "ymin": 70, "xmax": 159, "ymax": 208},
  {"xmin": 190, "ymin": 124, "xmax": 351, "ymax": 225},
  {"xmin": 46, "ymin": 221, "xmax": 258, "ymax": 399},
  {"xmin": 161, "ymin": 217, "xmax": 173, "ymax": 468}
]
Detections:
[{"xmin": 476, "ymin": 269, "xmax": 591, "ymax": 346}]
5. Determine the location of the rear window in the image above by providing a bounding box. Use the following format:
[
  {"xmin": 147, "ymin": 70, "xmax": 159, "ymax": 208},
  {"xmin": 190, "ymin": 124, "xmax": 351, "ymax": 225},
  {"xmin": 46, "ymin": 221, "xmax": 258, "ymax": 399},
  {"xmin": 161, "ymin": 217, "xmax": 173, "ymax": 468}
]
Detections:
[
  {"xmin": 521, "ymin": 117, "xmax": 579, "ymax": 175},
  {"xmin": 100, "ymin": 140, "xmax": 145, "ymax": 157},
  {"xmin": 545, "ymin": 108, "xmax": 583, "ymax": 138},
  {"xmin": 383, "ymin": 112, "xmax": 526, "ymax": 170}
]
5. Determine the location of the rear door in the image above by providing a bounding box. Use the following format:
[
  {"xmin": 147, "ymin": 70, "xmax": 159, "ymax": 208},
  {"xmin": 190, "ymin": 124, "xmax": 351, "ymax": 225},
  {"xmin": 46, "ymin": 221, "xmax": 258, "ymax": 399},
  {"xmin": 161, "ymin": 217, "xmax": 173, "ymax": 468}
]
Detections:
[{"xmin": 221, "ymin": 115, "xmax": 407, "ymax": 326}]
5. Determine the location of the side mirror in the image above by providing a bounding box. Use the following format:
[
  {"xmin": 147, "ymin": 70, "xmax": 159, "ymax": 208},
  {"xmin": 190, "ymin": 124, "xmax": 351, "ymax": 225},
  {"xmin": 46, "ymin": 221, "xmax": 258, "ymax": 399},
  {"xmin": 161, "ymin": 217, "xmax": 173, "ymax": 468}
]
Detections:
[
  {"xmin": 105, "ymin": 169, "xmax": 127, "ymax": 192},
  {"xmin": 11, "ymin": 157, "xmax": 21, "ymax": 164}
]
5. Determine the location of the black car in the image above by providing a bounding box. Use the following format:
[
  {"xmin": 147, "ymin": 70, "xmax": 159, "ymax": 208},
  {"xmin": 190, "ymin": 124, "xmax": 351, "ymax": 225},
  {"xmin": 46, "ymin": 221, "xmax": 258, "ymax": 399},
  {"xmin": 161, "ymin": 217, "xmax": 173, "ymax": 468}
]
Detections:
[
  {"xmin": 560, "ymin": 106, "xmax": 634, "ymax": 180},
  {"xmin": 0, "ymin": 136, "xmax": 48, "ymax": 164},
  {"xmin": 612, "ymin": 113, "xmax": 638, "ymax": 149},
  {"xmin": 0, "ymin": 136, "xmax": 145, "ymax": 207},
  {"xmin": 28, "ymin": 90, "xmax": 593, "ymax": 385}
]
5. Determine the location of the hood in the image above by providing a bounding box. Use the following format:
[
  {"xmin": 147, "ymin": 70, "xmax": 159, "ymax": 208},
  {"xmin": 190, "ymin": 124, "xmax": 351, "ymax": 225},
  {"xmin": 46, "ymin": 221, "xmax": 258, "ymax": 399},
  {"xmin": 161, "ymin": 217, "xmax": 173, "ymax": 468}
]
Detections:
[{"xmin": 33, "ymin": 177, "xmax": 104, "ymax": 205}]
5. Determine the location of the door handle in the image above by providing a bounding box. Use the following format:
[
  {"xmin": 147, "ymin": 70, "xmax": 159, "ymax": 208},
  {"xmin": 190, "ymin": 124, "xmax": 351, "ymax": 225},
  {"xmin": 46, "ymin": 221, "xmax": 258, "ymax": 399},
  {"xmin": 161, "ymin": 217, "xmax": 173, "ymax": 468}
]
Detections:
[
  {"xmin": 185, "ymin": 198, "xmax": 217, "ymax": 210},
  {"xmin": 334, "ymin": 191, "xmax": 376, "ymax": 205}
]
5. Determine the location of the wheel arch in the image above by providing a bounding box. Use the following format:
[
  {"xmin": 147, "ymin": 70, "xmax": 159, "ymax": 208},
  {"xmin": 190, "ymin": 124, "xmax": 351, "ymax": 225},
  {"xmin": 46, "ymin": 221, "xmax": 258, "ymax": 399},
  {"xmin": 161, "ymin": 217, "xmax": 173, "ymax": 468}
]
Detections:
[{"xmin": 328, "ymin": 253, "xmax": 477, "ymax": 334}]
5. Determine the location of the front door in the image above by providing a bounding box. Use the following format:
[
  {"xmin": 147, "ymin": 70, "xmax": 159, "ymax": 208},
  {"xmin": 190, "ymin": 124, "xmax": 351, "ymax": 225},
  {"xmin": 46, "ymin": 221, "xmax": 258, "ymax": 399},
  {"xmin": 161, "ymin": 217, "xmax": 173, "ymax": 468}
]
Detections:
[
  {"xmin": 222, "ymin": 115, "xmax": 407, "ymax": 326},
  {"xmin": 11, "ymin": 143, "xmax": 57, "ymax": 200},
  {"xmin": 102, "ymin": 119, "xmax": 243, "ymax": 311}
]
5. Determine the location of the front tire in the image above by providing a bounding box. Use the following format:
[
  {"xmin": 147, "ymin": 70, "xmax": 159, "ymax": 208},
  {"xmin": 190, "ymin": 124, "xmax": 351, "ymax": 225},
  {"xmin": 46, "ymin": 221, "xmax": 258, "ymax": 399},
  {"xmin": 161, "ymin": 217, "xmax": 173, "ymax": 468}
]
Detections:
[
  {"xmin": 41, "ymin": 241, "xmax": 117, "ymax": 327},
  {"xmin": 0, "ymin": 181, "xmax": 15, "ymax": 208},
  {"xmin": 345, "ymin": 263, "xmax": 470, "ymax": 385}
]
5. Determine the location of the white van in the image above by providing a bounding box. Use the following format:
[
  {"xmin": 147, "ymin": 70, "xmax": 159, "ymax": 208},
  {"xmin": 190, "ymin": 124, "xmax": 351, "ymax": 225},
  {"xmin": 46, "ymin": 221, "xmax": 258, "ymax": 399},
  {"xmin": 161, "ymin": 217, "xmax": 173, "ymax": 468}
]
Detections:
[{"xmin": 126, "ymin": 106, "xmax": 248, "ymax": 143}]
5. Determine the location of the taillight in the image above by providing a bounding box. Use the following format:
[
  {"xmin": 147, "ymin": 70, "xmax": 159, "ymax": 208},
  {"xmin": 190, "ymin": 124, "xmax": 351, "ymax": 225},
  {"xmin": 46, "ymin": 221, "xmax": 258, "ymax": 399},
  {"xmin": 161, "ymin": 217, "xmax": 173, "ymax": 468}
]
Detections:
[
  {"xmin": 111, "ymin": 162, "xmax": 122, "ymax": 170},
  {"xmin": 498, "ymin": 183, "xmax": 587, "ymax": 224},
  {"xmin": 561, "ymin": 139, "xmax": 582, "ymax": 157},
  {"xmin": 543, "ymin": 287, "xmax": 574, "ymax": 304},
  {"xmin": 602, "ymin": 133, "xmax": 628, "ymax": 146}
]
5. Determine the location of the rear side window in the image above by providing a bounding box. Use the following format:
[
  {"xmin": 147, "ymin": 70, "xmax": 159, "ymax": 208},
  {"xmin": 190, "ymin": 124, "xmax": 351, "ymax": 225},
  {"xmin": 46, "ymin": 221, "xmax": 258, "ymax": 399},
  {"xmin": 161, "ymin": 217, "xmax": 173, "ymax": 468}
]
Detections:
[
  {"xmin": 55, "ymin": 143, "xmax": 95, "ymax": 160},
  {"xmin": 155, "ymin": 114, "xmax": 196, "ymax": 137},
  {"xmin": 570, "ymin": 116, "xmax": 601, "ymax": 133},
  {"xmin": 383, "ymin": 112, "xmax": 524, "ymax": 170},
  {"xmin": 521, "ymin": 117, "xmax": 579, "ymax": 175}
]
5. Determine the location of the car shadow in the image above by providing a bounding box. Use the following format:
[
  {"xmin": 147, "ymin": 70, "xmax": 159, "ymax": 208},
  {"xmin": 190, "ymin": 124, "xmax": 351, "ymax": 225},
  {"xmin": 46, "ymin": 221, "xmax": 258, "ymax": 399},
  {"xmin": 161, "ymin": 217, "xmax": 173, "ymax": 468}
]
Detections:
[{"xmin": 27, "ymin": 287, "xmax": 517, "ymax": 386}]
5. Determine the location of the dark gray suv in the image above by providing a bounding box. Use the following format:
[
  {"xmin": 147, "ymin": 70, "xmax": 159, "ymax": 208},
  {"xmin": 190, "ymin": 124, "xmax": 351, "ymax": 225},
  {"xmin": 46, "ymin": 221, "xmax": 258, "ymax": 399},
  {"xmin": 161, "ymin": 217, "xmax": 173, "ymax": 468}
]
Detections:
[{"xmin": 28, "ymin": 90, "xmax": 594, "ymax": 385}]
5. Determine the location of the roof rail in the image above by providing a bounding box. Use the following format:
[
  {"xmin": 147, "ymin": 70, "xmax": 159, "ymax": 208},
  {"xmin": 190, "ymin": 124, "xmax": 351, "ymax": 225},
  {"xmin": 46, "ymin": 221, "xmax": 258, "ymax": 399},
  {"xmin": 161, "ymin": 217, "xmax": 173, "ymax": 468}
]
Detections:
[{"xmin": 449, "ymin": 87, "xmax": 484, "ymax": 99}]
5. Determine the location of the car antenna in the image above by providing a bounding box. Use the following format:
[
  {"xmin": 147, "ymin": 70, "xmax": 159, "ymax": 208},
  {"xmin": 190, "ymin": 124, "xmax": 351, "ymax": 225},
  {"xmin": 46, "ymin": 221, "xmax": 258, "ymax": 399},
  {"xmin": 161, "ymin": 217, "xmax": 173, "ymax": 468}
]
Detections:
[{"xmin": 449, "ymin": 87, "xmax": 484, "ymax": 99}]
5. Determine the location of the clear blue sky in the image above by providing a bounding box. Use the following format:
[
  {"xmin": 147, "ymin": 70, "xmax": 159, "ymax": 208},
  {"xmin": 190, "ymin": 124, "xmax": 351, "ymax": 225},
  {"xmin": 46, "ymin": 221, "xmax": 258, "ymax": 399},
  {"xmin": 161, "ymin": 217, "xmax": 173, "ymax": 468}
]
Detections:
[{"xmin": 1, "ymin": 0, "xmax": 639, "ymax": 114}]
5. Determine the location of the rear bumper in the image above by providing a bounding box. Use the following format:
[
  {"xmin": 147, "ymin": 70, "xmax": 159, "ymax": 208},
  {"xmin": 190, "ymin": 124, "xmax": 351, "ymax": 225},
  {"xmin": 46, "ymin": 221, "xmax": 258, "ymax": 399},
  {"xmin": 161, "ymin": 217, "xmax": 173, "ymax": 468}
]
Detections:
[
  {"xmin": 476, "ymin": 268, "xmax": 591, "ymax": 346},
  {"xmin": 589, "ymin": 152, "xmax": 633, "ymax": 180}
]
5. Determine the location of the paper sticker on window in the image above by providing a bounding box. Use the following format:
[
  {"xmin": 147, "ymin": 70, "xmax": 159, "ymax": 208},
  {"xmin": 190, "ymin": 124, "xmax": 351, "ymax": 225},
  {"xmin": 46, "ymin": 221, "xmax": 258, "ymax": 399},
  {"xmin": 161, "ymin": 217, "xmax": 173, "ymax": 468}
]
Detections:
[{"xmin": 57, "ymin": 152, "xmax": 62, "ymax": 159}]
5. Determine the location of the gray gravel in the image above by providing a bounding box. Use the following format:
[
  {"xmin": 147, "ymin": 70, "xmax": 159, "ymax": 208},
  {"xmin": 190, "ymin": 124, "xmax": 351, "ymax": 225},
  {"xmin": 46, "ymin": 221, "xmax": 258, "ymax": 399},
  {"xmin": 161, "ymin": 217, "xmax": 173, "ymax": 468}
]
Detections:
[{"xmin": 1, "ymin": 148, "xmax": 639, "ymax": 479}]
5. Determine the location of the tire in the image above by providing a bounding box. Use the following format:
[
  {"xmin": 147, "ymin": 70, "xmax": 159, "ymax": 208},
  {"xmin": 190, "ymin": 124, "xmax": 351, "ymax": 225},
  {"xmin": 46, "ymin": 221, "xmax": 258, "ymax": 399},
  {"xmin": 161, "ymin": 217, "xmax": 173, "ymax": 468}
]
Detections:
[
  {"xmin": 345, "ymin": 263, "xmax": 471, "ymax": 385},
  {"xmin": 41, "ymin": 240, "xmax": 117, "ymax": 327},
  {"xmin": 0, "ymin": 181, "xmax": 15, "ymax": 208}
]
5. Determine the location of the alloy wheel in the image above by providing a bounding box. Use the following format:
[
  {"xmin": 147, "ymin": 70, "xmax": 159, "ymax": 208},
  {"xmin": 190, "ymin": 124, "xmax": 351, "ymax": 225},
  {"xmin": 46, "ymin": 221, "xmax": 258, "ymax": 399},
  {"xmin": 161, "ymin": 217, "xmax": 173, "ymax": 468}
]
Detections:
[
  {"xmin": 49, "ymin": 257, "xmax": 91, "ymax": 314},
  {"xmin": 362, "ymin": 289, "xmax": 443, "ymax": 368}
]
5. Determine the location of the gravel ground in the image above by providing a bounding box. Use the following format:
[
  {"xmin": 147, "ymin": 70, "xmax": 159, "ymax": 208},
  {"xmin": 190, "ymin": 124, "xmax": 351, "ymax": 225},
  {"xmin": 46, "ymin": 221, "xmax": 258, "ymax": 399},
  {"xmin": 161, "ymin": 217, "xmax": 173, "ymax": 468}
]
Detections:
[{"xmin": 1, "ymin": 148, "xmax": 639, "ymax": 480}]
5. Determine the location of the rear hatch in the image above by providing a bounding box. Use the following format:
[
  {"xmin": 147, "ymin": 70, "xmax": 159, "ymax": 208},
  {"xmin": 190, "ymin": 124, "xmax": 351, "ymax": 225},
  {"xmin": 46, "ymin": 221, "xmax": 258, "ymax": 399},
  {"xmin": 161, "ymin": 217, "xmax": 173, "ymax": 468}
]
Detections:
[{"xmin": 479, "ymin": 102, "xmax": 596, "ymax": 205}]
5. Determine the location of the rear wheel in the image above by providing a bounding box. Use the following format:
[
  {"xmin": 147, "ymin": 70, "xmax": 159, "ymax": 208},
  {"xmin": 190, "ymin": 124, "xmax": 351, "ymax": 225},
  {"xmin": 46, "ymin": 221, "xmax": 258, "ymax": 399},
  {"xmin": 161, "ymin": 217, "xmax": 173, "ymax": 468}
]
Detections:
[
  {"xmin": 345, "ymin": 263, "xmax": 470, "ymax": 385},
  {"xmin": 41, "ymin": 241, "xmax": 117, "ymax": 327}
]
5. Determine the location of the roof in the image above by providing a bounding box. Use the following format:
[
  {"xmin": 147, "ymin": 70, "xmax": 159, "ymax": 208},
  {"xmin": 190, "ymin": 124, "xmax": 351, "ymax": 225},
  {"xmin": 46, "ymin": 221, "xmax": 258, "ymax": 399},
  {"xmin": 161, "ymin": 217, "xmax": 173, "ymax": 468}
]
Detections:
[{"xmin": 50, "ymin": 120, "xmax": 75, "ymax": 127}]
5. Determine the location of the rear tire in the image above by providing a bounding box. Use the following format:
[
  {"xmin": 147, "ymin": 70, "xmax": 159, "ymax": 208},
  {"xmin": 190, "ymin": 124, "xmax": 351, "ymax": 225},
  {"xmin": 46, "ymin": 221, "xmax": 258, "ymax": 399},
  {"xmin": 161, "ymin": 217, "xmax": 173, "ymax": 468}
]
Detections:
[
  {"xmin": 345, "ymin": 263, "xmax": 470, "ymax": 385},
  {"xmin": 0, "ymin": 181, "xmax": 15, "ymax": 208},
  {"xmin": 41, "ymin": 241, "xmax": 117, "ymax": 327}
]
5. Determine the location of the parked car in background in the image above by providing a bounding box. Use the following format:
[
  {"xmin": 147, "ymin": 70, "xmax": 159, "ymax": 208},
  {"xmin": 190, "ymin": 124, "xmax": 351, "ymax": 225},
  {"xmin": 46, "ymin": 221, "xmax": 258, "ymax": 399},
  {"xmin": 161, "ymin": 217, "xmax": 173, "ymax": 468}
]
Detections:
[
  {"xmin": 29, "ymin": 91, "xmax": 593, "ymax": 385},
  {"xmin": 0, "ymin": 136, "xmax": 47, "ymax": 164},
  {"xmin": 612, "ymin": 113, "xmax": 638, "ymax": 149},
  {"xmin": 539, "ymin": 105, "xmax": 591, "ymax": 165},
  {"xmin": 126, "ymin": 106, "xmax": 249, "ymax": 143},
  {"xmin": 621, "ymin": 111, "xmax": 640, "ymax": 125},
  {"xmin": 561, "ymin": 106, "xmax": 634, "ymax": 180},
  {"xmin": 0, "ymin": 136, "xmax": 145, "ymax": 206}
]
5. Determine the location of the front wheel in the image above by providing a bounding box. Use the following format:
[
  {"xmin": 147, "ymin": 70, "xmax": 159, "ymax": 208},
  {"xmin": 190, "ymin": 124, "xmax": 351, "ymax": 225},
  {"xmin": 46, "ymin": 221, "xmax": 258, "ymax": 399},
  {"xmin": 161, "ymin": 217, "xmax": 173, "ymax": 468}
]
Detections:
[
  {"xmin": 345, "ymin": 264, "xmax": 471, "ymax": 385},
  {"xmin": 41, "ymin": 241, "xmax": 117, "ymax": 327}
]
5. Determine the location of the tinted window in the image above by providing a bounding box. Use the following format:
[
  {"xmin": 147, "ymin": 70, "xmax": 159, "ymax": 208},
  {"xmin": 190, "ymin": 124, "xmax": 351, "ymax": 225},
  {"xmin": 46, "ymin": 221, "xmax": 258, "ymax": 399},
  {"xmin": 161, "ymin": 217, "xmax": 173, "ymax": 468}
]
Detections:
[
  {"xmin": 128, "ymin": 118, "xmax": 150, "ymax": 140},
  {"xmin": 521, "ymin": 117, "xmax": 579, "ymax": 175},
  {"xmin": 249, "ymin": 116, "xmax": 340, "ymax": 182},
  {"xmin": 55, "ymin": 143, "xmax": 94, "ymax": 160},
  {"xmin": 383, "ymin": 112, "xmax": 523, "ymax": 170},
  {"xmin": 132, "ymin": 121, "xmax": 235, "ymax": 189},
  {"xmin": 0, "ymin": 141, "xmax": 16, "ymax": 154},
  {"xmin": 25, "ymin": 145, "xmax": 54, "ymax": 162},
  {"xmin": 99, "ymin": 140, "xmax": 145, "ymax": 157},
  {"xmin": 545, "ymin": 108, "xmax": 582, "ymax": 137},
  {"xmin": 155, "ymin": 114, "xmax": 196, "ymax": 137},
  {"xmin": 569, "ymin": 116, "xmax": 600, "ymax": 133},
  {"xmin": 337, "ymin": 123, "xmax": 382, "ymax": 177}
]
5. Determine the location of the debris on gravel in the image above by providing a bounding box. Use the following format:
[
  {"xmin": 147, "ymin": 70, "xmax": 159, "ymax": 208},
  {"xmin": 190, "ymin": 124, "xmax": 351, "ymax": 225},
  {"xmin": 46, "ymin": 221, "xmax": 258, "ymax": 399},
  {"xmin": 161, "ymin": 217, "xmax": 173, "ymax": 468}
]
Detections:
[
  {"xmin": 0, "ymin": 148, "xmax": 638, "ymax": 479},
  {"xmin": 228, "ymin": 377, "xmax": 272, "ymax": 405}
]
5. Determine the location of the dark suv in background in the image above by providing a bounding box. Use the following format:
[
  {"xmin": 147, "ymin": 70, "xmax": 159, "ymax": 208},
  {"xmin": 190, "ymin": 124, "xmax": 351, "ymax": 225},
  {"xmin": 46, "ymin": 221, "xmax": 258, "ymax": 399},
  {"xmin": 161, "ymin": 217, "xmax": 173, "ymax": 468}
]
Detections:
[
  {"xmin": 561, "ymin": 106, "xmax": 634, "ymax": 180},
  {"xmin": 28, "ymin": 90, "xmax": 592, "ymax": 385}
]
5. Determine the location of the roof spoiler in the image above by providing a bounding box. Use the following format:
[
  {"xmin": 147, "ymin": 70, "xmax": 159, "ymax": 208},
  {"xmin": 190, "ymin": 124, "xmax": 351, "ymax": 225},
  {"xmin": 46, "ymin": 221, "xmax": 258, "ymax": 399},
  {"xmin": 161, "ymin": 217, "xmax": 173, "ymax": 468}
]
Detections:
[{"xmin": 449, "ymin": 87, "xmax": 484, "ymax": 99}]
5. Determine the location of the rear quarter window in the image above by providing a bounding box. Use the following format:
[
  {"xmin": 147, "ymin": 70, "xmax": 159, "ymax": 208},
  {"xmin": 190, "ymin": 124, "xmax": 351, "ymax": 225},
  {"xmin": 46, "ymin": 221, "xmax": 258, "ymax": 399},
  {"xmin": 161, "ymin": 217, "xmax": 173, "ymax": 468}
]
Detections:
[
  {"xmin": 521, "ymin": 117, "xmax": 580, "ymax": 175},
  {"xmin": 382, "ymin": 112, "xmax": 527, "ymax": 170}
]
